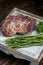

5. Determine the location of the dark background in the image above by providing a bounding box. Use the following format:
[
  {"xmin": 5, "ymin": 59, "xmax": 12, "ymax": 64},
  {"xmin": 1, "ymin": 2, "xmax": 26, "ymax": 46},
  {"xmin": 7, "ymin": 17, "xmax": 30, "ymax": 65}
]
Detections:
[{"xmin": 0, "ymin": 0, "xmax": 43, "ymax": 21}]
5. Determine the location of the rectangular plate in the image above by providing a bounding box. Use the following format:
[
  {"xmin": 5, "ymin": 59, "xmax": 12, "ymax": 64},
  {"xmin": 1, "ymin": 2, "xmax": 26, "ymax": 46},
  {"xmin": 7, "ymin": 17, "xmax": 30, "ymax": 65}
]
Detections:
[{"xmin": 0, "ymin": 8, "xmax": 43, "ymax": 63}]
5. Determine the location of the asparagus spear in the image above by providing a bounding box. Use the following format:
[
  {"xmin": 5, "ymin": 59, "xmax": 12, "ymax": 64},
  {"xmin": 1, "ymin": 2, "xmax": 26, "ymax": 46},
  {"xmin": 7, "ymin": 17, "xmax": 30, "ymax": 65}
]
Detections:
[{"xmin": 5, "ymin": 33, "xmax": 43, "ymax": 49}]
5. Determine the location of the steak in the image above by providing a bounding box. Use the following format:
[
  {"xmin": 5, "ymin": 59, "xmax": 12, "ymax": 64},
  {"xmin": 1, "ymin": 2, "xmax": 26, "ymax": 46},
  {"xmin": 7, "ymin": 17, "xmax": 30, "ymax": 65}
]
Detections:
[{"xmin": 1, "ymin": 14, "xmax": 36, "ymax": 37}]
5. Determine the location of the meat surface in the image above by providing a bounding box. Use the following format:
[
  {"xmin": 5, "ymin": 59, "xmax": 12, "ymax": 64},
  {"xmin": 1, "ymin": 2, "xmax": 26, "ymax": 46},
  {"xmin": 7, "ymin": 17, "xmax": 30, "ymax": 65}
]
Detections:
[{"xmin": 1, "ymin": 14, "xmax": 36, "ymax": 37}]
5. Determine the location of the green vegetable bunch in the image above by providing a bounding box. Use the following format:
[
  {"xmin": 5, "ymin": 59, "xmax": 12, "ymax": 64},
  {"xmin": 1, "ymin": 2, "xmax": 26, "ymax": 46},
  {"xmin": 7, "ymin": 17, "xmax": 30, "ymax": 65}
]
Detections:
[
  {"xmin": 36, "ymin": 22, "xmax": 43, "ymax": 32},
  {"xmin": 5, "ymin": 33, "xmax": 43, "ymax": 49}
]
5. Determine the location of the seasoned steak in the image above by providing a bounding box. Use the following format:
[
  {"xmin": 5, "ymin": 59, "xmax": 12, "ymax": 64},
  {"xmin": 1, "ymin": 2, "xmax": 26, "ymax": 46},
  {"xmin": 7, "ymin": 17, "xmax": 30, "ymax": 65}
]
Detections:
[{"xmin": 1, "ymin": 14, "xmax": 36, "ymax": 37}]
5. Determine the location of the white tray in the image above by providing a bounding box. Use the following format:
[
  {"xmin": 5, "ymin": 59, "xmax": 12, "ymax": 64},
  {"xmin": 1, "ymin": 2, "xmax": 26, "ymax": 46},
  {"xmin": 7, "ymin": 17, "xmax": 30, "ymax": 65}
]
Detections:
[{"xmin": 0, "ymin": 8, "xmax": 43, "ymax": 64}]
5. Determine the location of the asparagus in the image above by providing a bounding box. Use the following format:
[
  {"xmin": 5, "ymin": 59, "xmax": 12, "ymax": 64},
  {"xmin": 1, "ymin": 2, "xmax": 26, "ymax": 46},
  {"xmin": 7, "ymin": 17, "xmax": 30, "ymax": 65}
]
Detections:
[{"xmin": 5, "ymin": 33, "xmax": 43, "ymax": 49}]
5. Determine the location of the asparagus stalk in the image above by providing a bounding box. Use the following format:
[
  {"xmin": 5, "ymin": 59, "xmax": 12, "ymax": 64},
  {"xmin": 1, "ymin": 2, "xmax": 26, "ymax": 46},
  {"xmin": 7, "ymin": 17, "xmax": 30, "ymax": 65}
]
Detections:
[{"xmin": 5, "ymin": 33, "xmax": 43, "ymax": 49}]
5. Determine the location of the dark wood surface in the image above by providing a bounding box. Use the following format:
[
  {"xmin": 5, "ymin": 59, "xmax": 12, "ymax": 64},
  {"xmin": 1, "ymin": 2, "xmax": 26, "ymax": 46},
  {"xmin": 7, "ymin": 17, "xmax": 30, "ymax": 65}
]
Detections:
[
  {"xmin": 0, "ymin": 50, "xmax": 30, "ymax": 65},
  {"xmin": 0, "ymin": 0, "xmax": 43, "ymax": 22},
  {"xmin": 0, "ymin": 50, "xmax": 43, "ymax": 65}
]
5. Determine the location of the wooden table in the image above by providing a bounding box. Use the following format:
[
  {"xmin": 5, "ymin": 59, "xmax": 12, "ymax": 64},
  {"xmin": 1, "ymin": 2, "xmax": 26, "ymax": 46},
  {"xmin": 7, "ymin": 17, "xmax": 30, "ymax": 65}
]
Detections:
[
  {"xmin": 0, "ymin": 50, "xmax": 30, "ymax": 65},
  {"xmin": 0, "ymin": 0, "xmax": 43, "ymax": 22}
]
